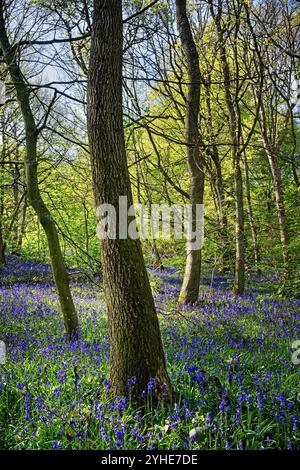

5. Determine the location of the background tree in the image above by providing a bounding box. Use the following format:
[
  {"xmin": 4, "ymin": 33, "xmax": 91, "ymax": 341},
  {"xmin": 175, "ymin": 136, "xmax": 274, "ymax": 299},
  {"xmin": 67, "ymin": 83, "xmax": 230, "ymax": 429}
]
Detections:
[
  {"xmin": 0, "ymin": 0, "xmax": 79, "ymax": 339},
  {"xmin": 175, "ymin": 0, "xmax": 204, "ymax": 305}
]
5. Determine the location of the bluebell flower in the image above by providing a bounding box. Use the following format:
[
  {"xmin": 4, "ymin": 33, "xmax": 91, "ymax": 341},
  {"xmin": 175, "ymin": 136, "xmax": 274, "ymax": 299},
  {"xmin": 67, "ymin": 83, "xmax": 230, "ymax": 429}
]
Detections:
[
  {"xmin": 24, "ymin": 393, "xmax": 31, "ymax": 422},
  {"xmin": 225, "ymin": 441, "xmax": 231, "ymax": 450},
  {"xmin": 147, "ymin": 378, "xmax": 156, "ymax": 395},
  {"xmin": 51, "ymin": 441, "xmax": 61, "ymax": 450}
]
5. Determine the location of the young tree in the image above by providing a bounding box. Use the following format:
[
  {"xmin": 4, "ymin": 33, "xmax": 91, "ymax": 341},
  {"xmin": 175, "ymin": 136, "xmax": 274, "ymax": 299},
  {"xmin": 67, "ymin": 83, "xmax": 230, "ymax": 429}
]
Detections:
[
  {"xmin": 0, "ymin": 113, "xmax": 6, "ymax": 265},
  {"xmin": 175, "ymin": 0, "xmax": 204, "ymax": 305},
  {"xmin": 0, "ymin": 0, "xmax": 79, "ymax": 339},
  {"xmin": 248, "ymin": 0, "xmax": 296, "ymax": 272},
  {"xmin": 87, "ymin": 0, "xmax": 171, "ymax": 400}
]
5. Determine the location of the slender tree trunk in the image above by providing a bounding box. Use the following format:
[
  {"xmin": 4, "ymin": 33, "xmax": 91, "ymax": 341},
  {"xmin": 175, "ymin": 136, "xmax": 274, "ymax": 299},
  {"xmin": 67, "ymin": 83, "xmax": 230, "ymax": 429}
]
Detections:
[
  {"xmin": 87, "ymin": 0, "xmax": 171, "ymax": 400},
  {"xmin": 210, "ymin": 1, "xmax": 245, "ymax": 294},
  {"xmin": 244, "ymin": 153, "xmax": 260, "ymax": 273},
  {"xmin": 265, "ymin": 148, "xmax": 289, "ymax": 267},
  {"xmin": 233, "ymin": 163, "xmax": 245, "ymax": 294},
  {"xmin": 204, "ymin": 82, "xmax": 231, "ymax": 272},
  {"xmin": 291, "ymin": 154, "xmax": 300, "ymax": 188},
  {"xmin": 17, "ymin": 195, "xmax": 27, "ymax": 250},
  {"xmin": 259, "ymin": 105, "xmax": 289, "ymax": 269},
  {"xmin": 0, "ymin": 201, "xmax": 5, "ymax": 266},
  {"xmin": 11, "ymin": 126, "xmax": 21, "ymax": 252},
  {"xmin": 0, "ymin": 235, "xmax": 5, "ymax": 266},
  {"xmin": 82, "ymin": 201, "xmax": 90, "ymax": 258},
  {"xmin": 176, "ymin": 0, "xmax": 204, "ymax": 305},
  {"xmin": 0, "ymin": 2, "xmax": 78, "ymax": 339},
  {"xmin": 0, "ymin": 113, "xmax": 6, "ymax": 266},
  {"xmin": 211, "ymin": 150, "xmax": 231, "ymax": 272}
]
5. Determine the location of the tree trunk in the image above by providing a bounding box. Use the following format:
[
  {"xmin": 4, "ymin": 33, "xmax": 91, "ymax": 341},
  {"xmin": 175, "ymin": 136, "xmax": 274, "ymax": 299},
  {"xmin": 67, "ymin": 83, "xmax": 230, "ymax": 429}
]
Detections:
[
  {"xmin": 210, "ymin": 1, "xmax": 245, "ymax": 294},
  {"xmin": 266, "ymin": 148, "xmax": 289, "ymax": 267},
  {"xmin": 211, "ymin": 149, "xmax": 231, "ymax": 272},
  {"xmin": 176, "ymin": 0, "xmax": 204, "ymax": 305},
  {"xmin": 11, "ymin": 127, "xmax": 21, "ymax": 252},
  {"xmin": 0, "ymin": 2, "xmax": 78, "ymax": 339},
  {"xmin": 0, "ymin": 113, "xmax": 6, "ymax": 266},
  {"xmin": 0, "ymin": 211, "xmax": 5, "ymax": 266},
  {"xmin": 17, "ymin": 195, "xmax": 27, "ymax": 250},
  {"xmin": 259, "ymin": 104, "xmax": 289, "ymax": 269},
  {"xmin": 87, "ymin": 0, "xmax": 171, "ymax": 400},
  {"xmin": 233, "ymin": 163, "xmax": 245, "ymax": 294},
  {"xmin": 204, "ymin": 81, "xmax": 231, "ymax": 272},
  {"xmin": 244, "ymin": 153, "xmax": 260, "ymax": 273}
]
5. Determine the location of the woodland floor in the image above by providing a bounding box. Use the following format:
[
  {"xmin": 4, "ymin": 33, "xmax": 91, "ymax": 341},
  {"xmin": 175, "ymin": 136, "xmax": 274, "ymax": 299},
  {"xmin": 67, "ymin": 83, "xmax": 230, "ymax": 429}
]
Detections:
[{"xmin": 0, "ymin": 256, "xmax": 300, "ymax": 450}]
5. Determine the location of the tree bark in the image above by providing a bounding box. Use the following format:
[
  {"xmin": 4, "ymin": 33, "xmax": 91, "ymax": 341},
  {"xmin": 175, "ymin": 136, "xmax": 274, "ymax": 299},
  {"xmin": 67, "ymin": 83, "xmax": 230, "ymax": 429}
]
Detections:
[
  {"xmin": 0, "ymin": 1, "xmax": 78, "ymax": 339},
  {"xmin": 175, "ymin": 0, "xmax": 204, "ymax": 305},
  {"xmin": 87, "ymin": 0, "xmax": 171, "ymax": 400}
]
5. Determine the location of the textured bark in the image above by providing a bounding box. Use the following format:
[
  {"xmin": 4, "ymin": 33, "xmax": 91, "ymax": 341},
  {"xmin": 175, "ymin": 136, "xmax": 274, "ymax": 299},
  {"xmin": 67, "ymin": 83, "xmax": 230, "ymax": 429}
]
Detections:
[
  {"xmin": 0, "ymin": 2, "xmax": 78, "ymax": 339},
  {"xmin": 87, "ymin": 0, "xmax": 171, "ymax": 400},
  {"xmin": 176, "ymin": 0, "xmax": 204, "ymax": 305}
]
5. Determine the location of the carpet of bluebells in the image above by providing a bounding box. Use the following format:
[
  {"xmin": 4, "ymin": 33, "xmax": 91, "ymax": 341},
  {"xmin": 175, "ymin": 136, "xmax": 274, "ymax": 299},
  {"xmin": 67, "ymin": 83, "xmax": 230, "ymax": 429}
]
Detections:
[{"xmin": 0, "ymin": 255, "xmax": 300, "ymax": 450}]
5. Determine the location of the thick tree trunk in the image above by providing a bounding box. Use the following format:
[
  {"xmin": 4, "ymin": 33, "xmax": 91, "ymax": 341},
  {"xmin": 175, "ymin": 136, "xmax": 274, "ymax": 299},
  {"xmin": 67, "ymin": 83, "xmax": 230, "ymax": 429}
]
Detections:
[
  {"xmin": 87, "ymin": 0, "xmax": 171, "ymax": 400},
  {"xmin": 176, "ymin": 0, "xmax": 204, "ymax": 305},
  {"xmin": 244, "ymin": 153, "xmax": 260, "ymax": 273},
  {"xmin": 0, "ymin": 2, "xmax": 78, "ymax": 339}
]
